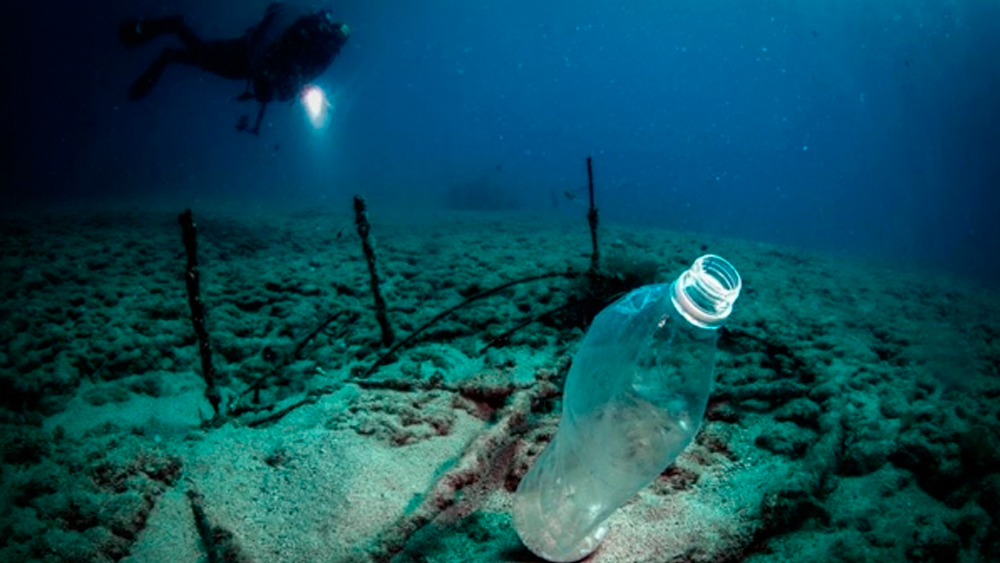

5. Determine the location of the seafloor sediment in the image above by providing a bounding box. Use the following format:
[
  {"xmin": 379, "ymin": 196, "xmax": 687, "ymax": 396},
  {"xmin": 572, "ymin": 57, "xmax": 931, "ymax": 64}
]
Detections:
[{"xmin": 0, "ymin": 205, "xmax": 998, "ymax": 563}]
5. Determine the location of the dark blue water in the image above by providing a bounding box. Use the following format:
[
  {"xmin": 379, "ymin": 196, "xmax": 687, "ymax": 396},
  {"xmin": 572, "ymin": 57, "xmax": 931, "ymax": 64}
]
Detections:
[{"xmin": 8, "ymin": 0, "xmax": 1000, "ymax": 282}]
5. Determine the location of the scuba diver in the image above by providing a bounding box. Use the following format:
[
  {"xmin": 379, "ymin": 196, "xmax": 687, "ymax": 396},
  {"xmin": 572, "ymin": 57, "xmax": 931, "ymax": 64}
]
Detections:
[{"xmin": 120, "ymin": 2, "xmax": 350, "ymax": 135}]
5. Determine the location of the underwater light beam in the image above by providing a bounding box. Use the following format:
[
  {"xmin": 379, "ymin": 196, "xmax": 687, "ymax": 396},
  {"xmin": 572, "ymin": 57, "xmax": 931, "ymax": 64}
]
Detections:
[{"xmin": 300, "ymin": 84, "xmax": 331, "ymax": 129}]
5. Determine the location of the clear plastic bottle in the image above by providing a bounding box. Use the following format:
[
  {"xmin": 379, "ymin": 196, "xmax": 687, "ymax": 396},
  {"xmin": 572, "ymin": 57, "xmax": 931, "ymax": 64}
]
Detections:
[{"xmin": 512, "ymin": 255, "xmax": 742, "ymax": 562}]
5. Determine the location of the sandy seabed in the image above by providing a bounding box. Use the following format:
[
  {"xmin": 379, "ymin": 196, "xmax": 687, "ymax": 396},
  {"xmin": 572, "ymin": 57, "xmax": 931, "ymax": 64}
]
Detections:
[{"xmin": 1, "ymin": 204, "xmax": 998, "ymax": 563}]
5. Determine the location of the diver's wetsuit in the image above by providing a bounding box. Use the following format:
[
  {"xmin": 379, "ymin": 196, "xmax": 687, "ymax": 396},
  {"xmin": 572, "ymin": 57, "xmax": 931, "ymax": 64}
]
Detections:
[
  {"xmin": 120, "ymin": 3, "xmax": 349, "ymax": 135},
  {"xmin": 121, "ymin": 17, "xmax": 252, "ymax": 100}
]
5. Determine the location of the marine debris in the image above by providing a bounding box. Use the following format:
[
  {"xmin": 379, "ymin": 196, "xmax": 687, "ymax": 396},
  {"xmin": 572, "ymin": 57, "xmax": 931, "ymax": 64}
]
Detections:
[
  {"xmin": 188, "ymin": 485, "xmax": 255, "ymax": 563},
  {"xmin": 178, "ymin": 209, "xmax": 222, "ymax": 419},
  {"xmin": 354, "ymin": 195, "xmax": 395, "ymax": 347},
  {"xmin": 586, "ymin": 155, "xmax": 600, "ymax": 272}
]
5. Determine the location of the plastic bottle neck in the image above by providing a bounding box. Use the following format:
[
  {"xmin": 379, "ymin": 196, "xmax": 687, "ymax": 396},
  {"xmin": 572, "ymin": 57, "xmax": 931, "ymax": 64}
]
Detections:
[{"xmin": 670, "ymin": 255, "xmax": 741, "ymax": 329}]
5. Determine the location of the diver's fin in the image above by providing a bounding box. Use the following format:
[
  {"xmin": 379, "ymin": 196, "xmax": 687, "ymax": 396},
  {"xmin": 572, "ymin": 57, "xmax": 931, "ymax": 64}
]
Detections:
[
  {"xmin": 119, "ymin": 20, "xmax": 149, "ymax": 47},
  {"xmin": 119, "ymin": 16, "xmax": 185, "ymax": 48},
  {"xmin": 127, "ymin": 55, "xmax": 171, "ymax": 100},
  {"xmin": 236, "ymin": 102, "xmax": 268, "ymax": 136}
]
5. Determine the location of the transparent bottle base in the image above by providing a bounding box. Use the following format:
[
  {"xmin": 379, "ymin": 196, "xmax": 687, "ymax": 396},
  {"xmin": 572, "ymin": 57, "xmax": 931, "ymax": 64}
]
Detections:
[{"xmin": 512, "ymin": 485, "xmax": 609, "ymax": 562}]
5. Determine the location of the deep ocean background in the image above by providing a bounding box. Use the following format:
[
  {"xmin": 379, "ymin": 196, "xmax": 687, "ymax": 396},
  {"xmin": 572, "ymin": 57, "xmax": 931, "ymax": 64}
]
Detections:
[{"xmin": 6, "ymin": 0, "xmax": 1000, "ymax": 282}]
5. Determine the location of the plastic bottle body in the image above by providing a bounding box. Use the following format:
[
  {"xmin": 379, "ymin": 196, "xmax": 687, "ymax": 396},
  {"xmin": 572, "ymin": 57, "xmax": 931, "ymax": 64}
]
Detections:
[{"xmin": 512, "ymin": 255, "xmax": 740, "ymax": 562}]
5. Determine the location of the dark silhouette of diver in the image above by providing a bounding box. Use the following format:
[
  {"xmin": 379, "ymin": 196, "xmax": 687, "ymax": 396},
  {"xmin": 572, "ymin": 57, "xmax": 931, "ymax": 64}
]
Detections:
[{"xmin": 120, "ymin": 2, "xmax": 349, "ymax": 135}]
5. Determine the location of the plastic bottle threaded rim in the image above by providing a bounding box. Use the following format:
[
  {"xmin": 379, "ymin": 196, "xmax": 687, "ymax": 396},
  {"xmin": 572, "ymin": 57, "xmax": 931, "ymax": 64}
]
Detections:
[{"xmin": 671, "ymin": 254, "xmax": 741, "ymax": 329}]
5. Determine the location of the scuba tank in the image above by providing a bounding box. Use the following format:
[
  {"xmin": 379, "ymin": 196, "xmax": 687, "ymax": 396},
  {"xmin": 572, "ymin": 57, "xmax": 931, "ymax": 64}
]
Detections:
[{"xmin": 247, "ymin": 2, "xmax": 350, "ymax": 103}]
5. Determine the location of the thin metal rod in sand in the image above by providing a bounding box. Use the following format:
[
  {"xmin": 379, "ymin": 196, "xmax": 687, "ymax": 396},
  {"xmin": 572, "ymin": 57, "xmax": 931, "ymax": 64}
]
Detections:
[
  {"xmin": 178, "ymin": 209, "xmax": 221, "ymax": 417},
  {"xmin": 586, "ymin": 155, "xmax": 600, "ymax": 272},
  {"xmin": 354, "ymin": 195, "xmax": 395, "ymax": 347}
]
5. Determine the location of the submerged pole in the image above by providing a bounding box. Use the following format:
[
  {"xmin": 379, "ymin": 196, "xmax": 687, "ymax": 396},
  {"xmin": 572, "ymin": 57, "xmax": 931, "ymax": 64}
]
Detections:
[
  {"xmin": 353, "ymin": 195, "xmax": 395, "ymax": 347},
  {"xmin": 177, "ymin": 209, "xmax": 221, "ymax": 417},
  {"xmin": 586, "ymin": 156, "xmax": 600, "ymax": 272}
]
